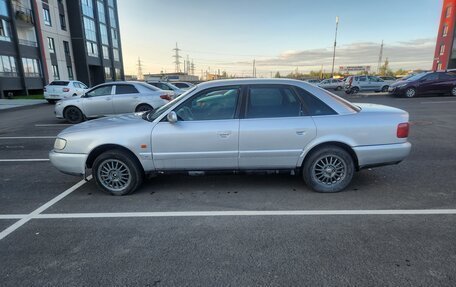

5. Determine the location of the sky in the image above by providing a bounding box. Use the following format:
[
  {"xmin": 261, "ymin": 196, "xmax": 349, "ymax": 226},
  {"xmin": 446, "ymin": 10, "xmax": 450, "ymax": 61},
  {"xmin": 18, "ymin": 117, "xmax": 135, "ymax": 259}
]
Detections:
[{"xmin": 117, "ymin": 0, "xmax": 441, "ymax": 77}]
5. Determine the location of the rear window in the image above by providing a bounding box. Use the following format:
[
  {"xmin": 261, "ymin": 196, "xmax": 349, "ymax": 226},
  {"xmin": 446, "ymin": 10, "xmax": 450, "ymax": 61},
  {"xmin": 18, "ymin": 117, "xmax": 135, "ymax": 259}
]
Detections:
[
  {"xmin": 49, "ymin": 81, "xmax": 69, "ymax": 86},
  {"xmin": 295, "ymin": 87, "xmax": 337, "ymax": 116}
]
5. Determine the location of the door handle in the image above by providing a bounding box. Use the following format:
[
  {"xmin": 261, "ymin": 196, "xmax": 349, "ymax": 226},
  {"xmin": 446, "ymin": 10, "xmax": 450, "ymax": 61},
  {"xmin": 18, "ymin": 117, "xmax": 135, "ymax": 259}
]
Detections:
[
  {"xmin": 105, "ymin": 97, "xmax": 111, "ymax": 101},
  {"xmin": 296, "ymin": 130, "xmax": 306, "ymax": 136},
  {"xmin": 217, "ymin": 131, "xmax": 231, "ymax": 138}
]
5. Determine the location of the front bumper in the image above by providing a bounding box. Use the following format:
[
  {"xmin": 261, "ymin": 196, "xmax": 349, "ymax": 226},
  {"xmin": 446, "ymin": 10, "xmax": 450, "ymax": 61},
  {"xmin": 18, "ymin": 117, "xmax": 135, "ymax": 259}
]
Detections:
[
  {"xmin": 354, "ymin": 142, "xmax": 411, "ymax": 169},
  {"xmin": 388, "ymin": 86, "xmax": 406, "ymax": 96},
  {"xmin": 49, "ymin": 150, "xmax": 87, "ymax": 176}
]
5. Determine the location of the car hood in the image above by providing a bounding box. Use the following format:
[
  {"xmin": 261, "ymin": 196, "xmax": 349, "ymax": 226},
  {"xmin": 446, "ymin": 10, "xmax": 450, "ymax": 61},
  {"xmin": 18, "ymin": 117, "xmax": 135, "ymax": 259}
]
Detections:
[
  {"xmin": 390, "ymin": 80, "xmax": 409, "ymax": 87},
  {"xmin": 59, "ymin": 113, "xmax": 148, "ymax": 136}
]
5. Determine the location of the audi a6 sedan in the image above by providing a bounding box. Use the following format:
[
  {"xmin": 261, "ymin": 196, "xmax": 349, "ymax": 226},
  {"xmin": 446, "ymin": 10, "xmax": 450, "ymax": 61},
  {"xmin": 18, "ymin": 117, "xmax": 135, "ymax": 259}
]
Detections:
[
  {"xmin": 50, "ymin": 79, "xmax": 411, "ymax": 195},
  {"xmin": 54, "ymin": 81, "xmax": 173, "ymax": 124}
]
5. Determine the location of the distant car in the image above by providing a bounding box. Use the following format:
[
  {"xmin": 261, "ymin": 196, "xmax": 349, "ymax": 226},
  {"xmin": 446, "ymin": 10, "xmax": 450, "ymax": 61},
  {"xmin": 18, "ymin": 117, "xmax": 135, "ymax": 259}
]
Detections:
[
  {"xmin": 304, "ymin": 79, "xmax": 321, "ymax": 85},
  {"xmin": 54, "ymin": 81, "xmax": 173, "ymax": 124},
  {"xmin": 378, "ymin": 76, "xmax": 397, "ymax": 83},
  {"xmin": 171, "ymin": 82, "xmax": 194, "ymax": 90},
  {"xmin": 44, "ymin": 80, "xmax": 89, "ymax": 104},
  {"xmin": 49, "ymin": 78, "xmax": 411, "ymax": 196},
  {"xmin": 147, "ymin": 81, "xmax": 185, "ymax": 95},
  {"xmin": 317, "ymin": 79, "xmax": 343, "ymax": 90},
  {"xmin": 388, "ymin": 71, "xmax": 456, "ymax": 98},
  {"xmin": 344, "ymin": 75, "xmax": 390, "ymax": 94}
]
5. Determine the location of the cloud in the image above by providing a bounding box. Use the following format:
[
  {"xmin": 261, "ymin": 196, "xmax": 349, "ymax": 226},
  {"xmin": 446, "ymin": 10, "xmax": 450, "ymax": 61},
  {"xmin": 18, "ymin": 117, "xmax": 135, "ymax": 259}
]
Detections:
[{"xmin": 231, "ymin": 38, "xmax": 436, "ymax": 72}]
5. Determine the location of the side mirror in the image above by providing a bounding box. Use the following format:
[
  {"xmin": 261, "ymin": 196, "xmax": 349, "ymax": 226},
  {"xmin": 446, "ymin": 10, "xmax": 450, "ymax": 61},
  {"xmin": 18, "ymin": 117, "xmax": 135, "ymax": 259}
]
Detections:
[{"xmin": 167, "ymin": 111, "xmax": 178, "ymax": 123}]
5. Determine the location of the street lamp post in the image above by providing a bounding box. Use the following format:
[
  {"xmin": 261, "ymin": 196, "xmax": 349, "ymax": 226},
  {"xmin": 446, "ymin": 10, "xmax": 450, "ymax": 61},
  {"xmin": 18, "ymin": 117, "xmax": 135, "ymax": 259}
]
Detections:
[{"xmin": 331, "ymin": 16, "xmax": 339, "ymax": 78}]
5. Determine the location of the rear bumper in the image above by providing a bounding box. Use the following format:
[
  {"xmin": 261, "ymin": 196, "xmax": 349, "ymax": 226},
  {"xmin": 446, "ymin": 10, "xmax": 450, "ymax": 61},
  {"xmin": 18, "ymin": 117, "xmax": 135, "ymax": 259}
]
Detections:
[
  {"xmin": 49, "ymin": 150, "xmax": 87, "ymax": 176},
  {"xmin": 354, "ymin": 142, "xmax": 411, "ymax": 169}
]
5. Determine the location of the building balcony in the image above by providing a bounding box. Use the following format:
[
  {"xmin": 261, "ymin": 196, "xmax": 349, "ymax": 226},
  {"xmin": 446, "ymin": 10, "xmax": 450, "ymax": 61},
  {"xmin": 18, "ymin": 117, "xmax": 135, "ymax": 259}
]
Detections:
[
  {"xmin": 13, "ymin": 4, "xmax": 34, "ymax": 26},
  {"xmin": 18, "ymin": 38, "xmax": 37, "ymax": 47}
]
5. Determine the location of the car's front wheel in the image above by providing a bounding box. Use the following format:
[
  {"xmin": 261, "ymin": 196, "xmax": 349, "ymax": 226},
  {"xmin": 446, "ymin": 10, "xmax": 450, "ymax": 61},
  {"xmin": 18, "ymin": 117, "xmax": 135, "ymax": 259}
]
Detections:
[
  {"xmin": 135, "ymin": 104, "xmax": 153, "ymax": 113},
  {"xmin": 451, "ymin": 86, "xmax": 456, "ymax": 96},
  {"xmin": 64, "ymin": 106, "xmax": 84, "ymax": 124},
  {"xmin": 92, "ymin": 149, "xmax": 144, "ymax": 196},
  {"xmin": 381, "ymin": 85, "xmax": 389, "ymax": 92},
  {"xmin": 405, "ymin": 87, "xmax": 416, "ymax": 98},
  {"xmin": 302, "ymin": 146, "xmax": 354, "ymax": 193},
  {"xmin": 350, "ymin": 87, "xmax": 360, "ymax": 94}
]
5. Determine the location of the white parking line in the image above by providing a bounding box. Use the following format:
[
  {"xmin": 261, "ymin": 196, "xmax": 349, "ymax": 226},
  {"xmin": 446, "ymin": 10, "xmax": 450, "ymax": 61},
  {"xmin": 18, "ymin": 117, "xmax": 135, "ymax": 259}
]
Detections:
[
  {"xmin": 0, "ymin": 177, "xmax": 90, "ymax": 241},
  {"xmin": 0, "ymin": 214, "xmax": 27, "ymax": 219},
  {"xmin": 35, "ymin": 124, "xmax": 72, "ymax": 127},
  {"xmin": 0, "ymin": 159, "xmax": 49, "ymax": 162},
  {"xmin": 0, "ymin": 136, "xmax": 55, "ymax": 139},
  {"xmin": 421, "ymin": 100, "xmax": 456, "ymax": 104}
]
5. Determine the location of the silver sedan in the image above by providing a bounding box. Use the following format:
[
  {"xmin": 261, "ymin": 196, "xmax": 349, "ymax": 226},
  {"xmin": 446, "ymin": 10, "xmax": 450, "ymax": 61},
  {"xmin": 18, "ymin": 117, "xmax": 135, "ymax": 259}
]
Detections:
[
  {"xmin": 50, "ymin": 79, "xmax": 411, "ymax": 195},
  {"xmin": 54, "ymin": 81, "xmax": 173, "ymax": 124}
]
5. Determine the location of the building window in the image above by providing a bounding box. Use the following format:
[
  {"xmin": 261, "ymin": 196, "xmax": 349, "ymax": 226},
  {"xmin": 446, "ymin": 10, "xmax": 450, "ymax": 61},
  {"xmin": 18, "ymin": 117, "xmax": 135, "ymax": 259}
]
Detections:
[
  {"xmin": 86, "ymin": 41, "xmax": 98, "ymax": 57},
  {"xmin": 43, "ymin": 7, "xmax": 51, "ymax": 26},
  {"xmin": 59, "ymin": 13, "xmax": 66, "ymax": 30},
  {"xmin": 440, "ymin": 44, "xmax": 445, "ymax": 55},
  {"xmin": 97, "ymin": 0, "xmax": 106, "ymax": 23},
  {"xmin": 109, "ymin": 7, "xmax": 116, "ymax": 28},
  {"xmin": 0, "ymin": 0, "xmax": 8, "ymax": 17},
  {"xmin": 443, "ymin": 24, "xmax": 449, "ymax": 37},
  {"xmin": 22, "ymin": 58, "xmax": 41, "ymax": 77},
  {"xmin": 108, "ymin": 0, "xmax": 114, "ymax": 7},
  {"xmin": 52, "ymin": 65, "xmax": 60, "ymax": 80},
  {"xmin": 446, "ymin": 6, "xmax": 452, "ymax": 18},
  {"xmin": 115, "ymin": 68, "xmax": 121, "ymax": 79},
  {"xmin": 83, "ymin": 17, "xmax": 97, "ymax": 42},
  {"xmin": 102, "ymin": 46, "xmax": 109, "ymax": 60},
  {"xmin": 104, "ymin": 67, "xmax": 111, "ymax": 79},
  {"xmin": 67, "ymin": 66, "xmax": 74, "ymax": 80},
  {"xmin": 113, "ymin": 48, "xmax": 119, "ymax": 61},
  {"xmin": 0, "ymin": 56, "xmax": 17, "ymax": 77},
  {"xmin": 63, "ymin": 41, "xmax": 70, "ymax": 54},
  {"xmin": 111, "ymin": 28, "xmax": 118, "ymax": 48},
  {"xmin": 48, "ymin": 37, "xmax": 55, "ymax": 53},
  {"xmin": 0, "ymin": 19, "xmax": 11, "ymax": 42},
  {"xmin": 81, "ymin": 0, "xmax": 94, "ymax": 18},
  {"xmin": 100, "ymin": 24, "xmax": 108, "ymax": 45}
]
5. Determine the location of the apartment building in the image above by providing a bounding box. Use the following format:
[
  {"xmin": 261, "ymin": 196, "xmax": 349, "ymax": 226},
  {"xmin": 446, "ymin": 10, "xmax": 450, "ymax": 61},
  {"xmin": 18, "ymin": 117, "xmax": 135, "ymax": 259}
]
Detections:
[{"xmin": 0, "ymin": 0, "xmax": 124, "ymax": 98}]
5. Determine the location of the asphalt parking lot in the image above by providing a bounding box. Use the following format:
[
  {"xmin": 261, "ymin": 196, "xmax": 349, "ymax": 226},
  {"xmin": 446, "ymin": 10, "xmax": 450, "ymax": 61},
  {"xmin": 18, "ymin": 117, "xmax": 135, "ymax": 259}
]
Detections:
[{"xmin": 1, "ymin": 92, "xmax": 456, "ymax": 286}]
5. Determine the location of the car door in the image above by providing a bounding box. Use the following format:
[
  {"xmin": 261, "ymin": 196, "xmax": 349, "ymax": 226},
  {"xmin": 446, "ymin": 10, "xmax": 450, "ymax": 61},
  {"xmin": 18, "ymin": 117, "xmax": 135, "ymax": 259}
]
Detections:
[
  {"xmin": 151, "ymin": 85, "xmax": 241, "ymax": 170},
  {"xmin": 239, "ymin": 85, "xmax": 317, "ymax": 169},
  {"xmin": 112, "ymin": 84, "xmax": 141, "ymax": 114},
  {"xmin": 82, "ymin": 85, "xmax": 114, "ymax": 117},
  {"xmin": 435, "ymin": 72, "xmax": 454, "ymax": 93},
  {"xmin": 357, "ymin": 76, "xmax": 369, "ymax": 90},
  {"xmin": 417, "ymin": 73, "xmax": 439, "ymax": 94}
]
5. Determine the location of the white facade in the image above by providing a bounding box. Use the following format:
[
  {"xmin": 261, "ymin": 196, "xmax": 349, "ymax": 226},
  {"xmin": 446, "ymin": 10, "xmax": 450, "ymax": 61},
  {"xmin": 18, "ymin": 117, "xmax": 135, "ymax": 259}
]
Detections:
[{"xmin": 35, "ymin": 0, "xmax": 77, "ymax": 83}]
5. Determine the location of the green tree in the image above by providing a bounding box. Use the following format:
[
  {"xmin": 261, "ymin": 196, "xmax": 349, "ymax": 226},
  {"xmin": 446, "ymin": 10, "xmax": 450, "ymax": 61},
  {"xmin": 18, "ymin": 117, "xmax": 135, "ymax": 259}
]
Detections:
[
  {"xmin": 379, "ymin": 58, "xmax": 394, "ymax": 76},
  {"xmin": 274, "ymin": 71, "xmax": 281, "ymax": 78}
]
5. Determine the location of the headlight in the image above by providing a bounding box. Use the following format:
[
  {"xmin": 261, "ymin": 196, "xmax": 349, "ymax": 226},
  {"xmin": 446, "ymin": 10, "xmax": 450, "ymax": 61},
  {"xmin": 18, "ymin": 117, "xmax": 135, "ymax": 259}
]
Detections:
[{"xmin": 54, "ymin": 138, "xmax": 67, "ymax": 150}]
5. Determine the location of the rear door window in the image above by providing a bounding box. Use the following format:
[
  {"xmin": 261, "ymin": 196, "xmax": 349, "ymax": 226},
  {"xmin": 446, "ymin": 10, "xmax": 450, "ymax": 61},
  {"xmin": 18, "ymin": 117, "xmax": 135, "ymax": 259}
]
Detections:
[
  {"xmin": 295, "ymin": 87, "xmax": 337, "ymax": 116},
  {"xmin": 246, "ymin": 85, "xmax": 304, "ymax": 118},
  {"xmin": 115, "ymin": 84, "xmax": 139, "ymax": 94}
]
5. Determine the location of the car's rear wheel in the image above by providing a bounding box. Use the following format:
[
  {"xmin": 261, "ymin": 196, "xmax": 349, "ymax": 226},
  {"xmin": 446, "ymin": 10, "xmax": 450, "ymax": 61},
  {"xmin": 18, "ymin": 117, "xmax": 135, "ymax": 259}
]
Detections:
[
  {"xmin": 92, "ymin": 149, "xmax": 144, "ymax": 196},
  {"xmin": 451, "ymin": 86, "xmax": 456, "ymax": 96},
  {"xmin": 64, "ymin": 106, "xmax": 84, "ymax": 124},
  {"xmin": 135, "ymin": 104, "xmax": 153, "ymax": 113},
  {"xmin": 381, "ymin": 85, "xmax": 389, "ymax": 92},
  {"xmin": 302, "ymin": 146, "xmax": 354, "ymax": 193},
  {"xmin": 350, "ymin": 87, "xmax": 359, "ymax": 94},
  {"xmin": 335, "ymin": 86, "xmax": 342, "ymax": 91},
  {"xmin": 47, "ymin": 99, "xmax": 56, "ymax": 104}
]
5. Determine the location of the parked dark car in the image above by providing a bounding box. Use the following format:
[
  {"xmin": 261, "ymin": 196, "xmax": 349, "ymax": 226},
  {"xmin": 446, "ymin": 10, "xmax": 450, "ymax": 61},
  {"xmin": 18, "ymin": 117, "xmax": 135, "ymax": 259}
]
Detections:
[{"xmin": 388, "ymin": 71, "xmax": 456, "ymax": 98}]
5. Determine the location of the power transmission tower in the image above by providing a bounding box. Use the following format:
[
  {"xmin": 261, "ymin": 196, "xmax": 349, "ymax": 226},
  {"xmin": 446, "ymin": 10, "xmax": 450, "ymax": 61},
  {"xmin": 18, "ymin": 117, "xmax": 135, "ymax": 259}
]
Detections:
[
  {"xmin": 191, "ymin": 59, "xmax": 195, "ymax": 75},
  {"xmin": 377, "ymin": 40, "xmax": 384, "ymax": 74},
  {"xmin": 253, "ymin": 59, "xmax": 256, "ymax": 77},
  {"xmin": 172, "ymin": 43, "xmax": 182, "ymax": 72},
  {"xmin": 331, "ymin": 16, "xmax": 339, "ymax": 78},
  {"xmin": 186, "ymin": 55, "xmax": 190, "ymax": 74},
  {"xmin": 137, "ymin": 57, "xmax": 143, "ymax": 81}
]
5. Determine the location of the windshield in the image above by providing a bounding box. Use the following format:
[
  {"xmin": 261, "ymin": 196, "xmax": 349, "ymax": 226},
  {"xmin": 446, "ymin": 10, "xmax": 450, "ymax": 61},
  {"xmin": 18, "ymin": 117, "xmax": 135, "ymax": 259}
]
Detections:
[
  {"xmin": 405, "ymin": 72, "xmax": 428, "ymax": 81},
  {"xmin": 143, "ymin": 86, "xmax": 198, "ymax": 121}
]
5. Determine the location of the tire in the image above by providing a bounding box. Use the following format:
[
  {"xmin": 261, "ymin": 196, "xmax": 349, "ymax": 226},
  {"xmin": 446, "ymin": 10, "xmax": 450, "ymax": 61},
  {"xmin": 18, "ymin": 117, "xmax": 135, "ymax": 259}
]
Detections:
[
  {"xmin": 135, "ymin": 104, "xmax": 153, "ymax": 113},
  {"xmin": 302, "ymin": 146, "xmax": 355, "ymax": 193},
  {"xmin": 350, "ymin": 87, "xmax": 360, "ymax": 94},
  {"xmin": 451, "ymin": 86, "xmax": 456, "ymax": 96},
  {"xmin": 92, "ymin": 149, "xmax": 144, "ymax": 196},
  {"xmin": 405, "ymin": 87, "xmax": 416, "ymax": 98},
  {"xmin": 47, "ymin": 99, "xmax": 56, "ymax": 104},
  {"xmin": 72, "ymin": 93, "xmax": 77, "ymax": 97},
  {"xmin": 381, "ymin": 86, "xmax": 389, "ymax": 92},
  {"xmin": 64, "ymin": 106, "xmax": 84, "ymax": 124}
]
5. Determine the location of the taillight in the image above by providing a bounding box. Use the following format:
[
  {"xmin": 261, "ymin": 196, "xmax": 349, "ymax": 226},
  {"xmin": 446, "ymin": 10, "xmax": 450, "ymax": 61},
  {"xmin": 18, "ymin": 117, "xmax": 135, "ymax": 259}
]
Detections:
[
  {"xmin": 349, "ymin": 77, "xmax": 353, "ymax": 86},
  {"xmin": 63, "ymin": 88, "xmax": 70, "ymax": 92},
  {"xmin": 160, "ymin": 94, "xmax": 172, "ymax": 101},
  {"xmin": 397, "ymin": 123, "xmax": 409, "ymax": 138}
]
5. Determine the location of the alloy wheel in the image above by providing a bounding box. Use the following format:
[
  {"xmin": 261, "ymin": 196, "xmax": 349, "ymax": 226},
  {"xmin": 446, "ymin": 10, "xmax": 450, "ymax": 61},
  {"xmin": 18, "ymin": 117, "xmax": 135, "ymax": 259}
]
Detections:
[
  {"xmin": 405, "ymin": 88, "xmax": 416, "ymax": 98},
  {"xmin": 97, "ymin": 159, "xmax": 132, "ymax": 192},
  {"xmin": 451, "ymin": 87, "xmax": 456, "ymax": 96},
  {"xmin": 312, "ymin": 155, "xmax": 347, "ymax": 186}
]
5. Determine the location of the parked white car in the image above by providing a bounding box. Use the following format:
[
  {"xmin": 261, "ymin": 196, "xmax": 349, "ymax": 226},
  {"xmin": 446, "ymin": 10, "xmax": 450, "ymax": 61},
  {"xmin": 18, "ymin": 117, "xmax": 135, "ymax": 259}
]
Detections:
[
  {"xmin": 44, "ymin": 80, "xmax": 89, "ymax": 103},
  {"xmin": 171, "ymin": 82, "xmax": 195, "ymax": 90},
  {"xmin": 50, "ymin": 78, "xmax": 411, "ymax": 196},
  {"xmin": 54, "ymin": 81, "xmax": 173, "ymax": 124},
  {"xmin": 344, "ymin": 75, "xmax": 391, "ymax": 94},
  {"xmin": 147, "ymin": 81, "xmax": 185, "ymax": 95},
  {"xmin": 304, "ymin": 79, "xmax": 321, "ymax": 85},
  {"xmin": 317, "ymin": 79, "xmax": 344, "ymax": 90}
]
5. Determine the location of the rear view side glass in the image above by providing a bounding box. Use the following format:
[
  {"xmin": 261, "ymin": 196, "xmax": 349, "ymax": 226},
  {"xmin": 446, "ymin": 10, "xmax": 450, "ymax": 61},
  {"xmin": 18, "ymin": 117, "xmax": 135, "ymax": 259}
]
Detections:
[
  {"xmin": 49, "ymin": 81, "xmax": 69, "ymax": 86},
  {"xmin": 115, "ymin": 85, "xmax": 139, "ymax": 94},
  {"xmin": 295, "ymin": 87, "xmax": 337, "ymax": 116}
]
